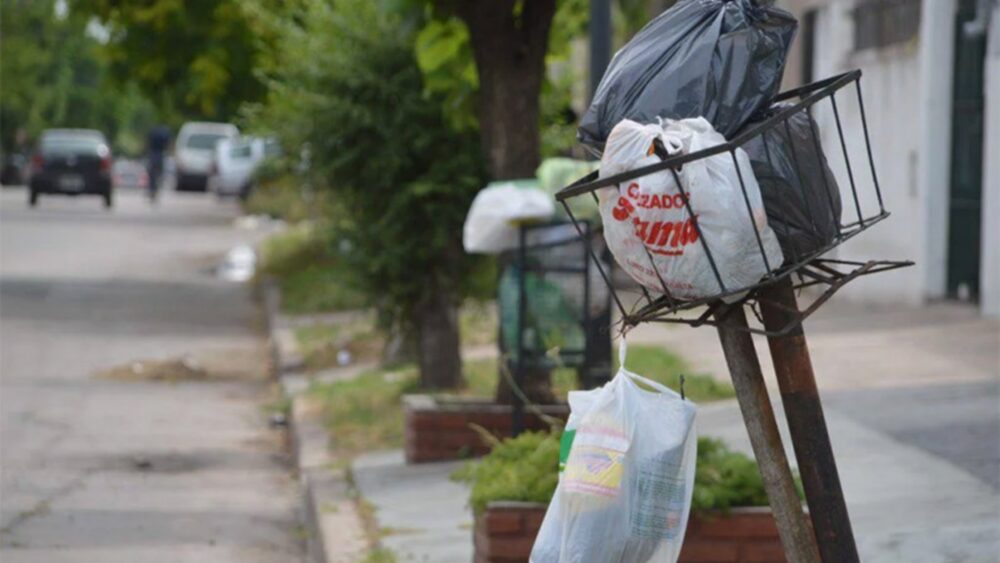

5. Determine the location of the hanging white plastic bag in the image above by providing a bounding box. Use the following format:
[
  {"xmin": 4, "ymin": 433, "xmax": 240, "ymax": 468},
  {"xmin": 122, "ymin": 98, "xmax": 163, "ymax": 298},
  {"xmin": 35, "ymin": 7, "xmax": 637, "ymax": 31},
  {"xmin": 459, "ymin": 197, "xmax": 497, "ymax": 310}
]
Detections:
[
  {"xmin": 598, "ymin": 118, "xmax": 783, "ymax": 300},
  {"xmin": 531, "ymin": 386, "xmax": 601, "ymax": 560},
  {"xmin": 531, "ymin": 339, "xmax": 698, "ymax": 563},
  {"xmin": 463, "ymin": 180, "xmax": 555, "ymax": 254}
]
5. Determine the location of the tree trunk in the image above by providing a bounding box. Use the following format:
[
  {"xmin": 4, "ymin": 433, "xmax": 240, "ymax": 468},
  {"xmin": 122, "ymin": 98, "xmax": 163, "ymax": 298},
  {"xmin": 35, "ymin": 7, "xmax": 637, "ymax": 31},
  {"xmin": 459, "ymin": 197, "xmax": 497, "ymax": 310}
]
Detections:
[
  {"xmin": 456, "ymin": 0, "xmax": 558, "ymax": 404},
  {"xmin": 381, "ymin": 323, "xmax": 418, "ymax": 367},
  {"xmin": 414, "ymin": 281, "xmax": 464, "ymax": 390},
  {"xmin": 457, "ymin": 0, "xmax": 557, "ymax": 179}
]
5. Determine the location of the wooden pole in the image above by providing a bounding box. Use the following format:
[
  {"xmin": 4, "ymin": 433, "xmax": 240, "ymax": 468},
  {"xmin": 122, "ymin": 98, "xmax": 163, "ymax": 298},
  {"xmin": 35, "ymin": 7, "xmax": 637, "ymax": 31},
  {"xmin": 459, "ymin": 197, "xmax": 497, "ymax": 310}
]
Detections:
[
  {"xmin": 759, "ymin": 278, "xmax": 860, "ymax": 562},
  {"xmin": 715, "ymin": 306, "xmax": 820, "ymax": 563}
]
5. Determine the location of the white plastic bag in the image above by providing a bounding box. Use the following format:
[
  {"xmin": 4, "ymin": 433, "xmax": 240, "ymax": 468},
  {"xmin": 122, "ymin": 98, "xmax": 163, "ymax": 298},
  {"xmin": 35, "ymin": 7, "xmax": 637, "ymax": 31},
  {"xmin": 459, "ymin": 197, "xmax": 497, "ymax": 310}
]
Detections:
[
  {"xmin": 463, "ymin": 180, "xmax": 555, "ymax": 254},
  {"xmin": 531, "ymin": 339, "xmax": 698, "ymax": 563},
  {"xmin": 598, "ymin": 118, "xmax": 783, "ymax": 299}
]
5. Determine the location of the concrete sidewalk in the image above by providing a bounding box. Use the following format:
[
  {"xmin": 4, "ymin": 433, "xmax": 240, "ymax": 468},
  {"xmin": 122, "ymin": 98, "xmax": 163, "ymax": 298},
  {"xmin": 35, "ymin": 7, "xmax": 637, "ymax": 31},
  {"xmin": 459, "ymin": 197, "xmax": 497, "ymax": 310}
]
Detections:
[
  {"xmin": 353, "ymin": 381, "xmax": 1000, "ymax": 562},
  {"xmin": 625, "ymin": 299, "xmax": 998, "ymax": 391},
  {"xmin": 352, "ymin": 452, "xmax": 472, "ymax": 563},
  {"xmin": 697, "ymin": 386, "xmax": 1000, "ymax": 562},
  {"xmin": 351, "ymin": 301, "xmax": 1000, "ymax": 562}
]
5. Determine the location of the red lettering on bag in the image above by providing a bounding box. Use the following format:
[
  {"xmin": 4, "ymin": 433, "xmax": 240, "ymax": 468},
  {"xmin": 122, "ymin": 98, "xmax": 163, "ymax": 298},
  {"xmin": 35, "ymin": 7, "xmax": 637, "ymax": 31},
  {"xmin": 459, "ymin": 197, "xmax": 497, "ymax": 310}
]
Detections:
[
  {"xmin": 626, "ymin": 189, "xmax": 692, "ymax": 210},
  {"xmin": 634, "ymin": 215, "xmax": 700, "ymax": 255},
  {"xmin": 646, "ymin": 222, "xmax": 662, "ymax": 244},
  {"xmin": 655, "ymin": 221, "xmax": 674, "ymax": 246},
  {"xmin": 633, "ymin": 218, "xmax": 649, "ymax": 241},
  {"xmin": 612, "ymin": 196, "xmax": 635, "ymax": 221}
]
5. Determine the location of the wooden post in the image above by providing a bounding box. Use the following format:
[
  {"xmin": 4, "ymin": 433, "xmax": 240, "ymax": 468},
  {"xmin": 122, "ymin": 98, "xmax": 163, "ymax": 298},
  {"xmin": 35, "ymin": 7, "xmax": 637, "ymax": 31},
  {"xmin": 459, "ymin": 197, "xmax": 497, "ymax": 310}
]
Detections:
[
  {"xmin": 715, "ymin": 306, "xmax": 820, "ymax": 563},
  {"xmin": 759, "ymin": 278, "xmax": 860, "ymax": 562}
]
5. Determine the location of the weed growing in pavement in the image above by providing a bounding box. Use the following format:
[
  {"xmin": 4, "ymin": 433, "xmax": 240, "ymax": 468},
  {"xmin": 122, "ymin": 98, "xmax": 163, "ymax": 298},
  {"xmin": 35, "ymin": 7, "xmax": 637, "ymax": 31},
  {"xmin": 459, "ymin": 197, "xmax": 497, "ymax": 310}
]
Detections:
[
  {"xmin": 360, "ymin": 548, "xmax": 397, "ymax": 563},
  {"xmin": 256, "ymin": 223, "xmax": 367, "ymax": 315},
  {"xmin": 294, "ymin": 318, "xmax": 383, "ymax": 372}
]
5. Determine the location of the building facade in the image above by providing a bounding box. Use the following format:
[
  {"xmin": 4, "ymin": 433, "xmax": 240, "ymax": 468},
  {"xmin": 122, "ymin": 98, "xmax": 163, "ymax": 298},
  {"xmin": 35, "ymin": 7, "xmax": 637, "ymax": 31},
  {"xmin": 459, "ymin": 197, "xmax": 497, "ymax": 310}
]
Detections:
[{"xmin": 778, "ymin": 0, "xmax": 999, "ymax": 317}]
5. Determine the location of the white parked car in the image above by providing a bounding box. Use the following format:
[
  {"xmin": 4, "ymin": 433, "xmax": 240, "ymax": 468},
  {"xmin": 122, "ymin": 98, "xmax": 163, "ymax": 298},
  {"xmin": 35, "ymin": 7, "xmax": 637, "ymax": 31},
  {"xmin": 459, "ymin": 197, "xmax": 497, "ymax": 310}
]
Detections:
[
  {"xmin": 210, "ymin": 137, "xmax": 280, "ymax": 199},
  {"xmin": 174, "ymin": 122, "xmax": 239, "ymax": 192}
]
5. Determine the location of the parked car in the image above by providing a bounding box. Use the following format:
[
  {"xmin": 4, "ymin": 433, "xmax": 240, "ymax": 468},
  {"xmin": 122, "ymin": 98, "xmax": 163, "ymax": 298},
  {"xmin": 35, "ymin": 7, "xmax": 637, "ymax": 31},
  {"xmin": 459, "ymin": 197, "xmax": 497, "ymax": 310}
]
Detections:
[
  {"xmin": 112, "ymin": 158, "xmax": 149, "ymax": 190},
  {"xmin": 174, "ymin": 122, "xmax": 239, "ymax": 192},
  {"xmin": 28, "ymin": 129, "xmax": 113, "ymax": 207},
  {"xmin": 210, "ymin": 137, "xmax": 280, "ymax": 199}
]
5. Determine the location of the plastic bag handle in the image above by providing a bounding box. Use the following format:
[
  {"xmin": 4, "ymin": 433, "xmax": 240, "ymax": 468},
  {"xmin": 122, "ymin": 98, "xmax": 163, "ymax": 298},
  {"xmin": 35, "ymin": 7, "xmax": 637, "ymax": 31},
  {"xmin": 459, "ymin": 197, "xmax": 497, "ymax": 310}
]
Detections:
[{"xmin": 618, "ymin": 337, "xmax": 684, "ymax": 399}]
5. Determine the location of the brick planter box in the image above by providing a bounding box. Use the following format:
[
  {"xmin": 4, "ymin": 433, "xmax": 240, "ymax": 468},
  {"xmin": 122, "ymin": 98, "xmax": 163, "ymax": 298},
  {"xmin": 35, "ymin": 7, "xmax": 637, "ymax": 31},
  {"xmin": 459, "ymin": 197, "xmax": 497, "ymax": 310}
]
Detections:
[
  {"xmin": 680, "ymin": 508, "xmax": 788, "ymax": 563},
  {"xmin": 473, "ymin": 503, "xmax": 788, "ymax": 563},
  {"xmin": 474, "ymin": 501, "xmax": 548, "ymax": 563},
  {"xmin": 403, "ymin": 395, "xmax": 569, "ymax": 464}
]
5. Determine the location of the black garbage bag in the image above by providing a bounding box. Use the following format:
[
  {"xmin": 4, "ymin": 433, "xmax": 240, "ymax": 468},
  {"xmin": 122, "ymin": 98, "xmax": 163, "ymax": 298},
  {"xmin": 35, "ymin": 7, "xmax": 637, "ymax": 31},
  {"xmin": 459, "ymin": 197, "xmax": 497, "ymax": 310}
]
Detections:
[
  {"xmin": 578, "ymin": 0, "xmax": 797, "ymax": 154},
  {"xmin": 740, "ymin": 103, "xmax": 843, "ymax": 262}
]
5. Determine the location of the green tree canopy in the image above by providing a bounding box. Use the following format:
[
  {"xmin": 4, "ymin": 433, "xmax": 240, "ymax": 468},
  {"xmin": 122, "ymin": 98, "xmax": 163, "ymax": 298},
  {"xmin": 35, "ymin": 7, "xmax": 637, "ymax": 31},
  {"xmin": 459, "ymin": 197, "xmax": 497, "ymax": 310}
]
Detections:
[
  {"xmin": 250, "ymin": 0, "xmax": 488, "ymax": 389},
  {"xmin": 74, "ymin": 0, "xmax": 279, "ymax": 123},
  {"xmin": 0, "ymin": 0, "xmax": 156, "ymax": 153}
]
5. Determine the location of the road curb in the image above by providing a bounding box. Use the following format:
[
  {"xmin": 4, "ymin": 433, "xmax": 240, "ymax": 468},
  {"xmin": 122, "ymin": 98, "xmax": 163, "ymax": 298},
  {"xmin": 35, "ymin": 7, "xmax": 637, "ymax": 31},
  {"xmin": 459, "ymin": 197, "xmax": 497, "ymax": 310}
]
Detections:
[
  {"xmin": 291, "ymin": 398, "xmax": 368, "ymax": 563},
  {"xmin": 262, "ymin": 279, "xmax": 306, "ymax": 375},
  {"xmin": 263, "ymin": 281, "xmax": 368, "ymax": 563}
]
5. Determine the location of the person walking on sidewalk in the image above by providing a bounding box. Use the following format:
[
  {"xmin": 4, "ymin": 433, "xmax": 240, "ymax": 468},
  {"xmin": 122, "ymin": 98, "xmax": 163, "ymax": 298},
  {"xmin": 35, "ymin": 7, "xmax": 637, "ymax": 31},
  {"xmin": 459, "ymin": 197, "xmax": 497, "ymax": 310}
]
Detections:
[{"xmin": 146, "ymin": 124, "xmax": 171, "ymax": 204}]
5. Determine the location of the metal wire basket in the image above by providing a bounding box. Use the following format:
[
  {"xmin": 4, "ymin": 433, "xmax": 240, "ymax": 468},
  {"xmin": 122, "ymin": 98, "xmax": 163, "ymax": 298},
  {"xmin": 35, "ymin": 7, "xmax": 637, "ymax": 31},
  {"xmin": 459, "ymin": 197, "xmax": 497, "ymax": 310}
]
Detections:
[
  {"xmin": 556, "ymin": 70, "xmax": 913, "ymax": 336},
  {"xmin": 499, "ymin": 221, "xmax": 613, "ymax": 390}
]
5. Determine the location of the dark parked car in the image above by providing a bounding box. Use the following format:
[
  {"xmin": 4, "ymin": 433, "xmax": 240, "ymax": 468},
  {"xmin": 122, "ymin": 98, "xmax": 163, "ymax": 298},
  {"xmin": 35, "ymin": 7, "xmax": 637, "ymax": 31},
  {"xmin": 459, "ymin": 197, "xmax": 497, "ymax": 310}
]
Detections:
[{"xmin": 28, "ymin": 129, "xmax": 113, "ymax": 208}]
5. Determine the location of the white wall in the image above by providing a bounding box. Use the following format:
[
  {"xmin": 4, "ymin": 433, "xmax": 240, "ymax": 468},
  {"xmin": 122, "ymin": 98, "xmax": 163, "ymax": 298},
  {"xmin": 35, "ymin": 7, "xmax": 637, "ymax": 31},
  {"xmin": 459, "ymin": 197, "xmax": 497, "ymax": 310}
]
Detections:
[
  {"xmin": 916, "ymin": 0, "xmax": 959, "ymax": 301},
  {"xmin": 780, "ymin": 0, "xmax": 998, "ymax": 313},
  {"xmin": 981, "ymin": 2, "xmax": 1000, "ymax": 317},
  {"xmin": 810, "ymin": 1, "xmax": 929, "ymax": 305}
]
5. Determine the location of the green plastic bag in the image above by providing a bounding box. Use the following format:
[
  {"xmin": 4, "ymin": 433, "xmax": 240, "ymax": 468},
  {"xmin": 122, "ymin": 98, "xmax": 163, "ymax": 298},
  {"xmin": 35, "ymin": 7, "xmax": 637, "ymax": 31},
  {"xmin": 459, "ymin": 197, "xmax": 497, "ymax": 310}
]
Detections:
[{"xmin": 499, "ymin": 263, "xmax": 585, "ymax": 367}]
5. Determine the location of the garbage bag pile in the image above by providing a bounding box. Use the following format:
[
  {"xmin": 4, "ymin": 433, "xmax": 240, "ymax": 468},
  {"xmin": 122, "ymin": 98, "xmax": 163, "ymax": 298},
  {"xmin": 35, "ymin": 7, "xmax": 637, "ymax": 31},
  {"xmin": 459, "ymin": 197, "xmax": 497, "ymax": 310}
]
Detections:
[
  {"xmin": 575, "ymin": 0, "xmax": 846, "ymax": 301},
  {"xmin": 463, "ymin": 180, "xmax": 554, "ymax": 254},
  {"xmin": 578, "ymin": 0, "xmax": 797, "ymax": 154},
  {"xmin": 531, "ymin": 339, "xmax": 697, "ymax": 563},
  {"xmin": 739, "ymin": 103, "xmax": 843, "ymax": 261},
  {"xmin": 598, "ymin": 118, "xmax": 783, "ymax": 300}
]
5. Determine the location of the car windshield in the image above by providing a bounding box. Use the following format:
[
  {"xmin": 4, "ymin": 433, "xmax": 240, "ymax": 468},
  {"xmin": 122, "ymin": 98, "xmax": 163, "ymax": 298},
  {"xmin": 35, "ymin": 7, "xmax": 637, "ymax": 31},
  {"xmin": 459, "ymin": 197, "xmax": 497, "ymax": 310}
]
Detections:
[
  {"xmin": 185, "ymin": 133, "xmax": 226, "ymax": 150},
  {"xmin": 41, "ymin": 138, "xmax": 102, "ymax": 156}
]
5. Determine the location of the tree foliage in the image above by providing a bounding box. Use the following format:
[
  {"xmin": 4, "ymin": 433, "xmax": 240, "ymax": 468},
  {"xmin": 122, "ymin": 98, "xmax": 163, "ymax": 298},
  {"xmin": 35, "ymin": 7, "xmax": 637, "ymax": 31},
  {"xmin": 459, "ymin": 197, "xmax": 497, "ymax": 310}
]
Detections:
[
  {"xmin": 0, "ymin": 0, "xmax": 156, "ymax": 153},
  {"xmin": 74, "ymin": 0, "xmax": 279, "ymax": 123},
  {"xmin": 250, "ymin": 0, "xmax": 488, "ymax": 387},
  {"xmin": 413, "ymin": 0, "xmax": 589, "ymax": 161}
]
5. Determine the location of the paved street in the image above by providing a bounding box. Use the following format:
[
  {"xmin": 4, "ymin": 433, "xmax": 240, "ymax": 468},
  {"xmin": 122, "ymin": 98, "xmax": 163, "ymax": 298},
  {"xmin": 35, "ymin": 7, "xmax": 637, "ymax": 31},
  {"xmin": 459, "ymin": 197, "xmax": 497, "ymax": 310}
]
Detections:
[{"xmin": 0, "ymin": 186, "xmax": 303, "ymax": 562}]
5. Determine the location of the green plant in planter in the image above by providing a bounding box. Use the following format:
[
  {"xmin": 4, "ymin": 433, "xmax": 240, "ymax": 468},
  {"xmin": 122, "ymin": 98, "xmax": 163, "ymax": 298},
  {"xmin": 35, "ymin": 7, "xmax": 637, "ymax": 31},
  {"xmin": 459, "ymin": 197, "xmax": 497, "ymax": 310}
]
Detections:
[
  {"xmin": 693, "ymin": 437, "xmax": 792, "ymax": 512},
  {"xmin": 452, "ymin": 431, "xmax": 560, "ymax": 515},
  {"xmin": 456, "ymin": 433, "xmax": 795, "ymax": 516}
]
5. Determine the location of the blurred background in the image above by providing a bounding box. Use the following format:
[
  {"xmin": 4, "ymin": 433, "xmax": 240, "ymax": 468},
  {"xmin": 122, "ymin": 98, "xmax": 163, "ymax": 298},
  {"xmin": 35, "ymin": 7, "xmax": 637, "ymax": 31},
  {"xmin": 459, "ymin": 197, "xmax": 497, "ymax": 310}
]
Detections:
[{"xmin": 1, "ymin": 0, "xmax": 997, "ymax": 562}]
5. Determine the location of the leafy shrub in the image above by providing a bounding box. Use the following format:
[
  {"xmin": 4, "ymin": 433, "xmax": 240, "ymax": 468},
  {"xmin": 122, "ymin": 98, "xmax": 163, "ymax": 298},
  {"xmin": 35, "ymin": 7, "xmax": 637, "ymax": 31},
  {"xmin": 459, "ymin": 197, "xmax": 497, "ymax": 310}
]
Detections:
[
  {"xmin": 693, "ymin": 437, "xmax": 787, "ymax": 512},
  {"xmin": 453, "ymin": 431, "xmax": 561, "ymax": 515},
  {"xmin": 252, "ymin": 0, "xmax": 488, "ymax": 327},
  {"xmin": 456, "ymin": 434, "xmax": 784, "ymax": 516},
  {"xmin": 243, "ymin": 158, "xmax": 328, "ymax": 223}
]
